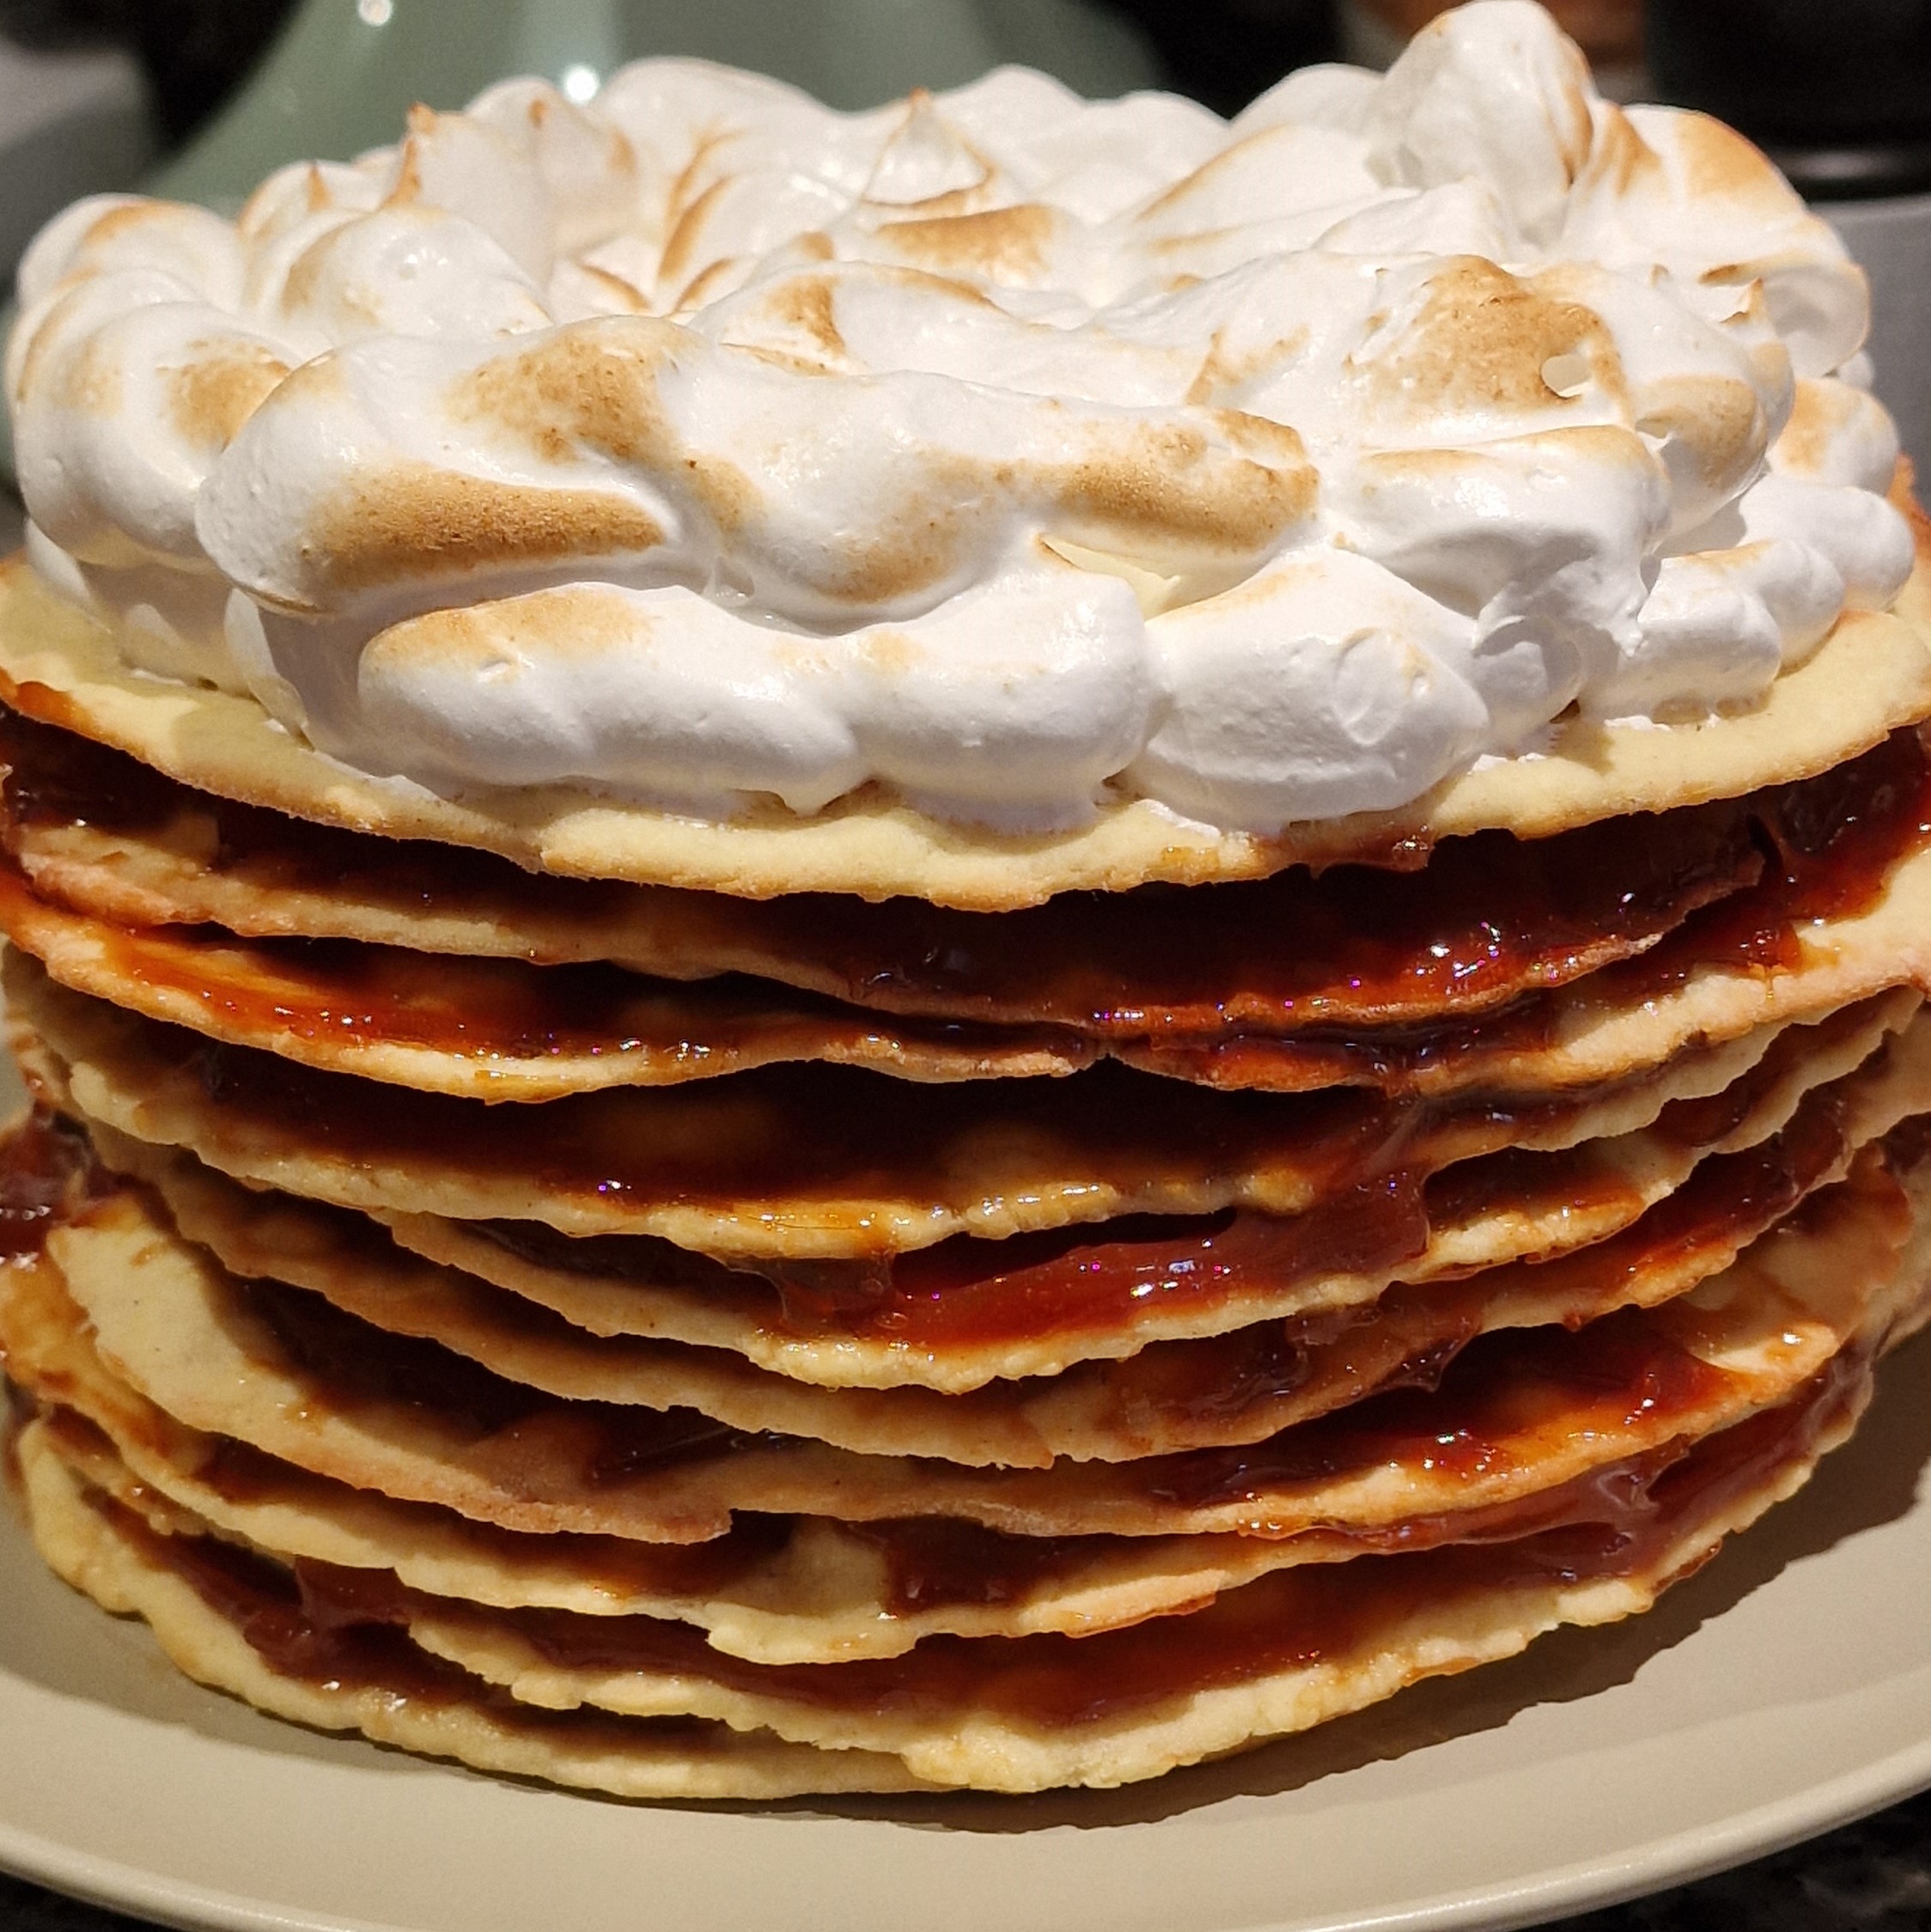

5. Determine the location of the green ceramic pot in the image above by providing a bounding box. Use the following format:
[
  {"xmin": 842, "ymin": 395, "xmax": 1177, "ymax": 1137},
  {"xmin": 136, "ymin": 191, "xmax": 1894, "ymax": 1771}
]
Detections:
[{"xmin": 151, "ymin": 0, "xmax": 1159, "ymax": 208}]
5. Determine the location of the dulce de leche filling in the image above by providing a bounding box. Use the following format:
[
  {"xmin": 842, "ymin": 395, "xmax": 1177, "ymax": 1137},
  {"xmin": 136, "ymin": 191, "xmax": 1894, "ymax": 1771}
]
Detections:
[
  {"xmin": 6, "ymin": 711, "xmax": 1927, "ymax": 1056},
  {"xmin": 59, "ymin": 1350, "xmax": 1864, "ymax": 1724}
]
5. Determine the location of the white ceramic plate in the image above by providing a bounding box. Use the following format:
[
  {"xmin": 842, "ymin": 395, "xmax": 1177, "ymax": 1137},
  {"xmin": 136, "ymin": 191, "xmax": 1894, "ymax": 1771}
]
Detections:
[{"xmin": 7, "ymin": 1144, "xmax": 1931, "ymax": 1932}]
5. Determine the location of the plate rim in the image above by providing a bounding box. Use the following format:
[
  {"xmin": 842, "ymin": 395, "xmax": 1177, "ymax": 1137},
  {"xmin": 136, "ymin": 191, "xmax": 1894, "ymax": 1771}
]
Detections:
[{"xmin": 3, "ymin": 1703, "xmax": 1930, "ymax": 1932}]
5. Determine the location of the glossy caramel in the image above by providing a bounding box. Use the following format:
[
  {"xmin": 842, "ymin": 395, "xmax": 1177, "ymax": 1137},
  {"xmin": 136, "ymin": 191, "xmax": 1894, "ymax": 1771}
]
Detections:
[
  {"xmin": 72, "ymin": 1354, "xmax": 1861, "ymax": 1724},
  {"xmin": 26, "ymin": 707, "xmax": 1914, "ymax": 1051},
  {"xmin": 466, "ymin": 997, "xmax": 1891, "ymax": 1351}
]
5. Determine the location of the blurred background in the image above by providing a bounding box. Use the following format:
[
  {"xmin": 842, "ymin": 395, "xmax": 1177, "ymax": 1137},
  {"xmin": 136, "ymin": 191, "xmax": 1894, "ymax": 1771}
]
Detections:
[{"xmin": 0, "ymin": 0, "xmax": 1921, "ymax": 461}]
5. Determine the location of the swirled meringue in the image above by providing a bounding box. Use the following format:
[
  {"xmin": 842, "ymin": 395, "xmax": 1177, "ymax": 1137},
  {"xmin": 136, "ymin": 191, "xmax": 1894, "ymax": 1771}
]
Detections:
[{"xmin": 5, "ymin": 0, "xmax": 1911, "ymax": 832}]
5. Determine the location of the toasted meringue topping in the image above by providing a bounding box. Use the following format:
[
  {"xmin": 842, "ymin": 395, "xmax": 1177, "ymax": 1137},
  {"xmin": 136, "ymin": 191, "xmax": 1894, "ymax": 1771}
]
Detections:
[{"xmin": 5, "ymin": 0, "xmax": 1909, "ymax": 832}]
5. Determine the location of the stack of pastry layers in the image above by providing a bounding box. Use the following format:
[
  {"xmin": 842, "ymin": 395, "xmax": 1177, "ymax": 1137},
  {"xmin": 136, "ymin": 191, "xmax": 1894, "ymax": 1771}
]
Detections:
[
  {"xmin": 3, "ymin": 0, "xmax": 1931, "ymax": 1798},
  {"xmin": 4, "ymin": 533, "xmax": 1931, "ymax": 1794}
]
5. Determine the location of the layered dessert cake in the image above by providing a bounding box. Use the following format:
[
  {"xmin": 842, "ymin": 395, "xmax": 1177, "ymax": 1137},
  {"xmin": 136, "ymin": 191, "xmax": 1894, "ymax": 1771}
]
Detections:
[{"xmin": 1, "ymin": 0, "xmax": 1929, "ymax": 1796}]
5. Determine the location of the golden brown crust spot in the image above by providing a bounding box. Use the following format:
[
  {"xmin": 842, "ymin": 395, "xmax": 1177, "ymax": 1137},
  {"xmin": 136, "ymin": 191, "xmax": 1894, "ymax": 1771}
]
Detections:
[
  {"xmin": 364, "ymin": 584, "xmax": 655, "ymax": 677},
  {"xmin": 456, "ymin": 328, "xmax": 672, "ymax": 466},
  {"xmin": 1348, "ymin": 425, "xmax": 1660, "ymax": 528},
  {"xmin": 1135, "ymin": 130, "xmax": 1276, "ymax": 226},
  {"xmin": 867, "ymin": 100, "xmax": 996, "ymax": 220},
  {"xmin": 454, "ymin": 326, "xmax": 758, "ymax": 536},
  {"xmin": 1210, "ymin": 411, "xmax": 1310, "ymax": 470},
  {"xmin": 1581, "ymin": 104, "xmax": 1665, "ymax": 198},
  {"xmin": 882, "ymin": 183, "xmax": 997, "ymax": 222},
  {"xmin": 1776, "ymin": 379, "xmax": 1856, "ymax": 479},
  {"xmin": 277, "ymin": 224, "xmax": 387, "ymax": 329},
  {"xmin": 1673, "ymin": 112, "xmax": 1799, "ymax": 213},
  {"xmin": 769, "ymin": 274, "xmax": 845, "ymax": 361},
  {"xmin": 1634, "ymin": 373, "xmax": 1766, "ymax": 490},
  {"xmin": 1186, "ymin": 325, "xmax": 1311, "ymax": 406},
  {"xmin": 385, "ymin": 110, "xmax": 439, "ymax": 207},
  {"xmin": 853, "ymin": 629, "xmax": 921, "ymax": 677},
  {"xmin": 235, "ymin": 164, "xmax": 332, "ymax": 243},
  {"xmin": 667, "ymin": 258, "xmax": 742, "ymax": 316},
  {"xmin": 567, "ymin": 262, "xmax": 652, "ymax": 314},
  {"xmin": 870, "ymin": 205, "xmax": 1056, "ymax": 283},
  {"xmin": 778, "ymin": 504, "xmax": 957, "ymax": 606},
  {"xmin": 78, "ymin": 201, "xmax": 172, "ymax": 252},
  {"xmin": 572, "ymin": 263, "xmax": 649, "ymax": 314},
  {"xmin": 822, "ymin": 419, "xmax": 1315, "ymax": 609},
  {"xmin": 454, "ymin": 326, "xmax": 1310, "ymax": 604},
  {"xmin": 666, "ymin": 130, "xmax": 734, "ymax": 229},
  {"xmin": 167, "ymin": 342, "xmax": 291, "ymax": 454},
  {"xmin": 1362, "ymin": 259, "xmax": 1621, "ymax": 420},
  {"xmin": 9, "ymin": 308, "xmax": 64, "ymax": 417},
  {"xmin": 1037, "ymin": 424, "xmax": 1315, "ymax": 564},
  {"xmin": 307, "ymin": 466, "xmax": 664, "ymax": 604},
  {"xmin": 901, "ymin": 265, "xmax": 999, "ymax": 309},
  {"xmin": 713, "ymin": 269, "xmax": 990, "ymax": 370},
  {"xmin": 657, "ymin": 175, "xmax": 733, "ymax": 293},
  {"xmin": 759, "ymin": 262, "xmax": 996, "ymax": 327},
  {"xmin": 729, "ymin": 346, "xmax": 844, "ymax": 377}
]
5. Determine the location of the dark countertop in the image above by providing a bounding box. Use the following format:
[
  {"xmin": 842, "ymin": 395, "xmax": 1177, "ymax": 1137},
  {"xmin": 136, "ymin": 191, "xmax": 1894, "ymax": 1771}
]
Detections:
[{"xmin": 5, "ymin": 1785, "xmax": 1930, "ymax": 1930}]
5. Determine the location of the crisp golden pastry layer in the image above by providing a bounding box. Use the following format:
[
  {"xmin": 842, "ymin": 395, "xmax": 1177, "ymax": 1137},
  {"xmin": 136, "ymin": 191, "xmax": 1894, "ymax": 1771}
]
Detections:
[
  {"xmin": 17, "ymin": 957, "xmax": 1926, "ymax": 1258},
  {"xmin": 13, "ymin": 1143, "xmax": 1923, "ymax": 1789},
  {"xmin": 1, "ymin": 545, "xmax": 1928, "ymax": 906},
  {"xmin": 81, "ymin": 1007, "xmax": 1931, "ymax": 1421},
  {"xmin": 5, "ymin": 723, "xmax": 1929, "ymax": 1102}
]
